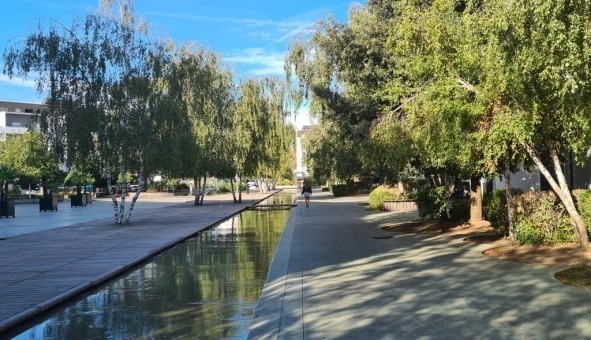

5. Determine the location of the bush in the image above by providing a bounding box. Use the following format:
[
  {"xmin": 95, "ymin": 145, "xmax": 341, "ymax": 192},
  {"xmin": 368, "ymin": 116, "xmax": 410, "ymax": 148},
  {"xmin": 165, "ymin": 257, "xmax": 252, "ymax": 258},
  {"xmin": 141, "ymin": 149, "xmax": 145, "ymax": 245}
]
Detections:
[
  {"xmin": 215, "ymin": 182, "xmax": 246, "ymax": 194},
  {"xmin": 512, "ymin": 191, "xmax": 576, "ymax": 246},
  {"xmin": 369, "ymin": 185, "xmax": 404, "ymax": 210},
  {"xmin": 577, "ymin": 189, "xmax": 591, "ymax": 234},
  {"xmin": 277, "ymin": 178, "xmax": 292, "ymax": 186},
  {"xmin": 484, "ymin": 189, "xmax": 509, "ymax": 235},
  {"xmin": 447, "ymin": 198, "xmax": 470, "ymax": 222},
  {"xmin": 416, "ymin": 186, "xmax": 447, "ymax": 220},
  {"xmin": 330, "ymin": 184, "xmax": 349, "ymax": 197}
]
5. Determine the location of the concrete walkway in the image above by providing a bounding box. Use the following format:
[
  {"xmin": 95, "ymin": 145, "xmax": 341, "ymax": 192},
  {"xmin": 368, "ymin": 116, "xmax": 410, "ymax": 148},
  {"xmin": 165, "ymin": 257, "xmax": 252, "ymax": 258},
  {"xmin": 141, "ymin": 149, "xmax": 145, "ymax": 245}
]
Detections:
[
  {"xmin": 249, "ymin": 191, "xmax": 591, "ymax": 339},
  {"xmin": 0, "ymin": 192, "xmax": 273, "ymax": 334}
]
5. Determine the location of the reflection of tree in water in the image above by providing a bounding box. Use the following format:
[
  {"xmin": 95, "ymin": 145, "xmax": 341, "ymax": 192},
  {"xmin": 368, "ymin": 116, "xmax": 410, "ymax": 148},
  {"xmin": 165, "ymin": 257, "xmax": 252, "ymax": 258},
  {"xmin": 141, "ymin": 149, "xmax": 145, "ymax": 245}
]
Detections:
[{"xmin": 14, "ymin": 196, "xmax": 293, "ymax": 339}]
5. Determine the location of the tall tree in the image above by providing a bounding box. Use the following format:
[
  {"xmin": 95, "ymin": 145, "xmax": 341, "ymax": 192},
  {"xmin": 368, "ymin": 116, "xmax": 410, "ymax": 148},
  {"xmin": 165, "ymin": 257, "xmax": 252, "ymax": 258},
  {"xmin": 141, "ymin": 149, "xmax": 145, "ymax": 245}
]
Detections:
[
  {"xmin": 3, "ymin": 0, "xmax": 171, "ymax": 224},
  {"xmin": 285, "ymin": 3, "xmax": 400, "ymax": 184},
  {"xmin": 177, "ymin": 45, "xmax": 234, "ymax": 205},
  {"xmin": 473, "ymin": 0, "xmax": 591, "ymax": 248}
]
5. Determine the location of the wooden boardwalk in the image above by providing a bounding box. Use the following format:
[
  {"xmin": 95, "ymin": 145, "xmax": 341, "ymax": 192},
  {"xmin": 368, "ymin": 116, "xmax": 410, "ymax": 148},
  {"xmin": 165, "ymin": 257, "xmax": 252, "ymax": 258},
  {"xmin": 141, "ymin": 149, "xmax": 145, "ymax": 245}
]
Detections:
[{"xmin": 0, "ymin": 192, "xmax": 274, "ymax": 334}]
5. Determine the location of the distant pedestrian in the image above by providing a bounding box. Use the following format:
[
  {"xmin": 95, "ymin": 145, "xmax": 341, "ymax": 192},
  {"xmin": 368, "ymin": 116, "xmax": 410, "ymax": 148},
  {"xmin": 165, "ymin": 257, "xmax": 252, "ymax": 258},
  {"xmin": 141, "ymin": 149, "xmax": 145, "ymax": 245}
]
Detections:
[{"xmin": 301, "ymin": 179, "xmax": 312, "ymax": 207}]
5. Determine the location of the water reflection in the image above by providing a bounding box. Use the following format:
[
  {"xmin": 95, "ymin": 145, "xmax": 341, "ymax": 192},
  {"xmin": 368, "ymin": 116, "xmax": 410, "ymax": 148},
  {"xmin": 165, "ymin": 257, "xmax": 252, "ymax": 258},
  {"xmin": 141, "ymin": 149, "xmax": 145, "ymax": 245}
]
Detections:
[{"xmin": 12, "ymin": 194, "xmax": 293, "ymax": 339}]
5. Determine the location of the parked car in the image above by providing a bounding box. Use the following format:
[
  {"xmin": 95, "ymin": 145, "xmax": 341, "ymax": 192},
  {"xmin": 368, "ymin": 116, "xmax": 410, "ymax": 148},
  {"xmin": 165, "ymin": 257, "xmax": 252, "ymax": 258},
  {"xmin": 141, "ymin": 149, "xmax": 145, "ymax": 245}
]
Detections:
[{"xmin": 247, "ymin": 179, "xmax": 259, "ymax": 188}]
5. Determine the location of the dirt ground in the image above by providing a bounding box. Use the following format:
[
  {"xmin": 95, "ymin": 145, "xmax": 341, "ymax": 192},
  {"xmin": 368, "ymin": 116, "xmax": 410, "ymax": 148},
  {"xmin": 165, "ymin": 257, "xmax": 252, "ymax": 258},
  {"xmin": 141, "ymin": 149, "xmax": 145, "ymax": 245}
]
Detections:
[{"xmin": 382, "ymin": 220, "xmax": 591, "ymax": 289}]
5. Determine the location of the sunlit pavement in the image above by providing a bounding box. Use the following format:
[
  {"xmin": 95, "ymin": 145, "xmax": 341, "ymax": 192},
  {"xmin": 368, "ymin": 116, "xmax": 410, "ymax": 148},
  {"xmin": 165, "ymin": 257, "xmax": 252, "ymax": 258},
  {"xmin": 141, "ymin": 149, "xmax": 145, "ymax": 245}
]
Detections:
[
  {"xmin": 249, "ymin": 191, "xmax": 591, "ymax": 339},
  {"xmin": 0, "ymin": 197, "xmax": 195, "ymax": 239}
]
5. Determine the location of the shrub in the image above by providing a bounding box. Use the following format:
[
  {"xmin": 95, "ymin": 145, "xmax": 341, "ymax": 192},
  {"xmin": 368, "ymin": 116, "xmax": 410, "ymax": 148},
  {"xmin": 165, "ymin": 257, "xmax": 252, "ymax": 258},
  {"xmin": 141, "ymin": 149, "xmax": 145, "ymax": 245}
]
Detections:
[
  {"xmin": 577, "ymin": 189, "xmax": 591, "ymax": 234},
  {"xmin": 513, "ymin": 191, "xmax": 576, "ymax": 246},
  {"xmin": 447, "ymin": 198, "xmax": 470, "ymax": 223},
  {"xmin": 277, "ymin": 178, "xmax": 293, "ymax": 186},
  {"xmin": 484, "ymin": 189, "xmax": 509, "ymax": 235},
  {"xmin": 368, "ymin": 185, "xmax": 404, "ymax": 210},
  {"xmin": 215, "ymin": 182, "xmax": 246, "ymax": 194},
  {"xmin": 416, "ymin": 186, "xmax": 447, "ymax": 220},
  {"xmin": 330, "ymin": 184, "xmax": 349, "ymax": 197}
]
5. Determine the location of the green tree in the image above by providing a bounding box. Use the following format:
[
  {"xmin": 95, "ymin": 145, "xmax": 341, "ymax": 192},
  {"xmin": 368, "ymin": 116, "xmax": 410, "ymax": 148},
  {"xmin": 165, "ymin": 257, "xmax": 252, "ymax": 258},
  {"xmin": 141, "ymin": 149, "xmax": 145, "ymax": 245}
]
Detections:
[
  {"xmin": 176, "ymin": 45, "xmax": 234, "ymax": 205},
  {"xmin": 0, "ymin": 131, "xmax": 60, "ymax": 197},
  {"xmin": 64, "ymin": 169, "xmax": 95, "ymax": 195},
  {"xmin": 3, "ymin": 0, "xmax": 172, "ymax": 224},
  {"xmin": 230, "ymin": 78, "xmax": 290, "ymax": 202},
  {"xmin": 473, "ymin": 0, "xmax": 591, "ymax": 248},
  {"xmin": 285, "ymin": 2, "xmax": 404, "ymax": 185}
]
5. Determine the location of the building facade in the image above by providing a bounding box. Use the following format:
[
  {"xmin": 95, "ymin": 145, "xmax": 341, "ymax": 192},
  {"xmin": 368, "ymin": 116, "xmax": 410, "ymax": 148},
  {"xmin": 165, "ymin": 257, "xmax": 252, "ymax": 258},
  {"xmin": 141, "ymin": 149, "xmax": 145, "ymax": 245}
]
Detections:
[
  {"xmin": 293, "ymin": 125, "xmax": 312, "ymax": 180},
  {"xmin": 0, "ymin": 101, "xmax": 42, "ymax": 141}
]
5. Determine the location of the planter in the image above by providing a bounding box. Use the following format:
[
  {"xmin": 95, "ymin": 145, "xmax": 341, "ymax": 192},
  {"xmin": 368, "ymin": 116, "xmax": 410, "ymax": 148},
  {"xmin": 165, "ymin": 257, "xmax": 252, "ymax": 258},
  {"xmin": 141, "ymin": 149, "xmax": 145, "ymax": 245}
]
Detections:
[
  {"xmin": 0, "ymin": 199, "xmax": 15, "ymax": 217},
  {"xmin": 382, "ymin": 200, "xmax": 418, "ymax": 212},
  {"xmin": 40, "ymin": 196, "xmax": 59, "ymax": 212},
  {"xmin": 71, "ymin": 194, "xmax": 87, "ymax": 207}
]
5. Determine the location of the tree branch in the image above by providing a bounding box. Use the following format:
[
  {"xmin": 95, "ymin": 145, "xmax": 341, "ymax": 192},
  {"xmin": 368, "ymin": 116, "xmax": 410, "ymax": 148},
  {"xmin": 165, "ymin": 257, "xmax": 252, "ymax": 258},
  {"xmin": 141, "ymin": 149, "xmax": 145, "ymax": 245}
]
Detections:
[{"xmin": 457, "ymin": 77, "xmax": 477, "ymax": 93}]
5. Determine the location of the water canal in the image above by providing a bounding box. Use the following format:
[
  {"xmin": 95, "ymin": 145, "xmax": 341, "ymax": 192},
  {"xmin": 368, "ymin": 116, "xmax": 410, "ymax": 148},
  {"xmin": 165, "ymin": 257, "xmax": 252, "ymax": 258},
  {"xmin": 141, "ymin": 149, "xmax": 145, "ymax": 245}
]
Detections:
[{"xmin": 10, "ymin": 193, "xmax": 295, "ymax": 339}]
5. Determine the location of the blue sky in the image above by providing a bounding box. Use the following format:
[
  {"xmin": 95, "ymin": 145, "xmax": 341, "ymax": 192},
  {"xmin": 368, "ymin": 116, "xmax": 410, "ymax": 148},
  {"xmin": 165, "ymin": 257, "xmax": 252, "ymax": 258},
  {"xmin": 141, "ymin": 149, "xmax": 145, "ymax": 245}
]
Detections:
[{"xmin": 0, "ymin": 1, "xmax": 358, "ymax": 127}]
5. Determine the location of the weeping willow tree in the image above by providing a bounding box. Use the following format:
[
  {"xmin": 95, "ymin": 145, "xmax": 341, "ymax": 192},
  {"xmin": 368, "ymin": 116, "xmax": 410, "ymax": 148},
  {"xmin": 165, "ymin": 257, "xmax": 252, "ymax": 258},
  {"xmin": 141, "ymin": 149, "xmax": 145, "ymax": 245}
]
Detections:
[
  {"xmin": 174, "ymin": 45, "xmax": 235, "ymax": 206},
  {"xmin": 230, "ymin": 78, "xmax": 292, "ymax": 202},
  {"xmin": 254, "ymin": 78, "xmax": 293, "ymax": 193},
  {"xmin": 3, "ymin": 0, "xmax": 171, "ymax": 224}
]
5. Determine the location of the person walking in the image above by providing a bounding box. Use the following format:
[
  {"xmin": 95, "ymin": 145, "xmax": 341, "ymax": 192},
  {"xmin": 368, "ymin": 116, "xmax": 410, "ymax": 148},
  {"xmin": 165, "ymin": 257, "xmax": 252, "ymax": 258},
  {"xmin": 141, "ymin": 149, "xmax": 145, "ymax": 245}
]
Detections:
[{"xmin": 301, "ymin": 179, "xmax": 312, "ymax": 207}]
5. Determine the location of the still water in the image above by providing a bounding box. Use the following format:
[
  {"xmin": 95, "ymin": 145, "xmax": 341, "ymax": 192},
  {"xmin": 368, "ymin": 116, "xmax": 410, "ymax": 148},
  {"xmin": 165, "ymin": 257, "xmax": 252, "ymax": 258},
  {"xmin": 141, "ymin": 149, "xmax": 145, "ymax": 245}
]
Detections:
[{"xmin": 12, "ymin": 194, "xmax": 293, "ymax": 339}]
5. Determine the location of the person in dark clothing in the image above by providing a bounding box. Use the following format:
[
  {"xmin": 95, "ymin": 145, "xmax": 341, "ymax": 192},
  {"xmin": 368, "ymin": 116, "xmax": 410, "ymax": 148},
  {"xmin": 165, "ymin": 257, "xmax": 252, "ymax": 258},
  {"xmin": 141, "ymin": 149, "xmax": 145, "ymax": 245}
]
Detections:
[{"xmin": 301, "ymin": 179, "xmax": 312, "ymax": 207}]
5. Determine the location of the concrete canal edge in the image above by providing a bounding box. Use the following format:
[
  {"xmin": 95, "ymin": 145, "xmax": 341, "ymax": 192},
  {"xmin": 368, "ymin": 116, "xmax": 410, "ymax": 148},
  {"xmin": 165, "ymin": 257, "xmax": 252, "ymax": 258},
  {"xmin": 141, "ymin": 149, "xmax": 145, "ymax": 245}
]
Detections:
[
  {"xmin": 0, "ymin": 192, "xmax": 278, "ymax": 334},
  {"xmin": 248, "ymin": 193, "xmax": 300, "ymax": 339}
]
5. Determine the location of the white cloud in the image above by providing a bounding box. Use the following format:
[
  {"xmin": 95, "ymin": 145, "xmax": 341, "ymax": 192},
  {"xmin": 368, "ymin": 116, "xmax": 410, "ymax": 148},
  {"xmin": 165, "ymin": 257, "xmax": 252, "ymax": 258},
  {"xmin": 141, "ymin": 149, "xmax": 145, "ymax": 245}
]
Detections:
[
  {"xmin": 225, "ymin": 48, "xmax": 285, "ymax": 76},
  {"xmin": 275, "ymin": 24, "xmax": 315, "ymax": 43},
  {"xmin": 0, "ymin": 74, "xmax": 36, "ymax": 90},
  {"xmin": 148, "ymin": 12, "xmax": 310, "ymax": 28}
]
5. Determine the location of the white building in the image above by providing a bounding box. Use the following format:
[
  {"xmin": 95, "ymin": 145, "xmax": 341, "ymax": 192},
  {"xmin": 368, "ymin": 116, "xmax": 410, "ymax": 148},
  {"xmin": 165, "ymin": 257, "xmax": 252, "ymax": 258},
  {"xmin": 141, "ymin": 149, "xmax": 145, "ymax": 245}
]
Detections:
[
  {"xmin": 293, "ymin": 126, "xmax": 312, "ymax": 179},
  {"xmin": 0, "ymin": 101, "xmax": 42, "ymax": 141}
]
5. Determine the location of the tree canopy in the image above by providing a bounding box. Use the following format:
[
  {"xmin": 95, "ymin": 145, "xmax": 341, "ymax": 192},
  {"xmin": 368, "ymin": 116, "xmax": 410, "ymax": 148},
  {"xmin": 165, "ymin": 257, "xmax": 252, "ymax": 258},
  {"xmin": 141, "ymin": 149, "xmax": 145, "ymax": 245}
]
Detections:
[
  {"xmin": 3, "ymin": 0, "xmax": 296, "ymax": 217},
  {"xmin": 287, "ymin": 0, "xmax": 591, "ymax": 248},
  {"xmin": 0, "ymin": 131, "xmax": 60, "ymax": 196}
]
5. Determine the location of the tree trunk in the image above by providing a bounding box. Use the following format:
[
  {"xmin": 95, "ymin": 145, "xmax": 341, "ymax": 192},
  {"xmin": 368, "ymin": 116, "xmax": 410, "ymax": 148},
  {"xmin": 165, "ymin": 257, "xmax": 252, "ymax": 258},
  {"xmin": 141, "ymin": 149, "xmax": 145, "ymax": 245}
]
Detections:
[
  {"xmin": 117, "ymin": 159, "xmax": 127, "ymax": 224},
  {"xmin": 41, "ymin": 177, "xmax": 48, "ymax": 198},
  {"xmin": 523, "ymin": 142, "xmax": 589, "ymax": 249},
  {"xmin": 123, "ymin": 160, "xmax": 144, "ymax": 225},
  {"xmin": 398, "ymin": 181, "xmax": 405, "ymax": 195},
  {"xmin": 106, "ymin": 162, "xmax": 120, "ymax": 224},
  {"xmin": 503, "ymin": 156, "xmax": 515, "ymax": 239},
  {"xmin": 230, "ymin": 178, "xmax": 237, "ymax": 203},
  {"xmin": 193, "ymin": 177, "xmax": 201, "ymax": 205},
  {"xmin": 237, "ymin": 177, "xmax": 242, "ymax": 203},
  {"xmin": 199, "ymin": 176, "xmax": 206, "ymax": 205},
  {"xmin": 2, "ymin": 180, "xmax": 7, "ymax": 202},
  {"xmin": 470, "ymin": 176, "xmax": 483, "ymax": 224}
]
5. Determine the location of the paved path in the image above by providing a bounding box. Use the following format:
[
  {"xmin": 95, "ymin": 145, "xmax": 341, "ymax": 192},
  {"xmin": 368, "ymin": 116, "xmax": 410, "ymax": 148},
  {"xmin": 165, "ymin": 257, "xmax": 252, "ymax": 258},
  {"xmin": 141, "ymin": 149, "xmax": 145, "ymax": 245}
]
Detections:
[
  {"xmin": 249, "ymin": 191, "xmax": 591, "ymax": 339},
  {"xmin": 0, "ymin": 196, "xmax": 198, "ymax": 239},
  {"xmin": 0, "ymin": 192, "xmax": 273, "ymax": 334}
]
